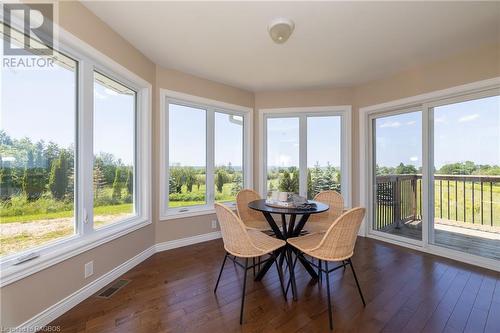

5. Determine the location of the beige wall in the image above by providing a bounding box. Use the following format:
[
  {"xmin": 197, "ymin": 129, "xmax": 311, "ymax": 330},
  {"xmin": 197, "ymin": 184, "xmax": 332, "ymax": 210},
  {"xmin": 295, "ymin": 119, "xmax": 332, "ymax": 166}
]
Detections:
[
  {"xmin": 1, "ymin": 2, "xmax": 156, "ymax": 328},
  {"xmin": 2, "ymin": 2, "xmax": 499, "ymax": 329}
]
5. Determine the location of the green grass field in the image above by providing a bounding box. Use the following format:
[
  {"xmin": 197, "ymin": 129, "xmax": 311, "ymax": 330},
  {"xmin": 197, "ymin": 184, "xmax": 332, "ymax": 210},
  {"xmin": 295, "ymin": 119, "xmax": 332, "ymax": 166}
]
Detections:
[
  {"xmin": 0, "ymin": 203, "xmax": 133, "ymax": 224},
  {"xmin": 168, "ymin": 182, "xmax": 236, "ymax": 208}
]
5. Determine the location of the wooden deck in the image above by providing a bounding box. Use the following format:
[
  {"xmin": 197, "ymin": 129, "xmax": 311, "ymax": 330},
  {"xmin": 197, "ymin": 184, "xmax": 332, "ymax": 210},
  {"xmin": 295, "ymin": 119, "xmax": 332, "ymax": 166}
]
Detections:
[
  {"xmin": 47, "ymin": 237, "xmax": 500, "ymax": 333},
  {"xmin": 384, "ymin": 219, "xmax": 500, "ymax": 261}
]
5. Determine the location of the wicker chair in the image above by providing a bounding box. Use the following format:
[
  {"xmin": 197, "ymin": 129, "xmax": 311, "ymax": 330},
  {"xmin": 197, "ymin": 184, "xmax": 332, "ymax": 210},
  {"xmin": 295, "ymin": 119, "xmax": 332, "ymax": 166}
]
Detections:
[
  {"xmin": 306, "ymin": 190, "xmax": 344, "ymax": 233},
  {"xmin": 213, "ymin": 203, "xmax": 287, "ymax": 324},
  {"xmin": 236, "ymin": 189, "xmax": 270, "ymax": 231},
  {"xmin": 287, "ymin": 207, "xmax": 366, "ymax": 330}
]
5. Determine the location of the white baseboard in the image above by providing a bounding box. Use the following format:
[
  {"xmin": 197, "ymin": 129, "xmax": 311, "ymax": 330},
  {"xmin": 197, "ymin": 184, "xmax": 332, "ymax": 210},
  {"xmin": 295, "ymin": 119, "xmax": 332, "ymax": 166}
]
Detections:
[
  {"xmin": 14, "ymin": 231, "xmax": 222, "ymax": 331},
  {"xmin": 155, "ymin": 231, "xmax": 221, "ymax": 252}
]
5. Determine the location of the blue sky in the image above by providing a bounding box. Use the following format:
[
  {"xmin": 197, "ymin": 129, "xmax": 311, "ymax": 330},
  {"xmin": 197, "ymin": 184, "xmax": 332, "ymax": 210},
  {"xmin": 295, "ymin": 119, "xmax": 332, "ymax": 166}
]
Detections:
[
  {"xmin": 2, "ymin": 62, "xmax": 499, "ymax": 170},
  {"xmin": 266, "ymin": 116, "xmax": 342, "ymax": 168},
  {"xmin": 375, "ymin": 95, "xmax": 500, "ymax": 168},
  {"xmin": 2, "ymin": 61, "xmax": 135, "ymax": 165},
  {"xmin": 168, "ymin": 104, "xmax": 244, "ymax": 167}
]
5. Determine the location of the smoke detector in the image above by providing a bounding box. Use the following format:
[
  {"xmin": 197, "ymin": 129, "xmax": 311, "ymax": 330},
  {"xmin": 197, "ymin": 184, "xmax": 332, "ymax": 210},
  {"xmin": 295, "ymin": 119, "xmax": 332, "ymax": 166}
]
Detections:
[{"xmin": 268, "ymin": 18, "xmax": 295, "ymax": 44}]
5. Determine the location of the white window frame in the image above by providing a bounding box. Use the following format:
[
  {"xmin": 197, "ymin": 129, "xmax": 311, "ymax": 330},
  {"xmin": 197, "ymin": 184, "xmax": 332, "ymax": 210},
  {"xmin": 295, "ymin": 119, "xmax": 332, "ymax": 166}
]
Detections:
[
  {"xmin": 0, "ymin": 24, "xmax": 152, "ymax": 287},
  {"xmin": 359, "ymin": 77, "xmax": 500, "ymax": 272},
  {"xmin": 159, "ymin": 89, "xmax": 253, "ymax": 220},
  {"xmin": 258, "ymin": 106, "xmax": 352, "ymax": 208}
]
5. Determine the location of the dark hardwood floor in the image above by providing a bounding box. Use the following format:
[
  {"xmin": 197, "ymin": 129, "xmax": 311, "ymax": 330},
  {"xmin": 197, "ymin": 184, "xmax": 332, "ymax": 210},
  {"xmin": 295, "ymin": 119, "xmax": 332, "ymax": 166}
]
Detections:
[{"xmin": 49, "ymin": 237, "xmax": 500, "ymax": 333}]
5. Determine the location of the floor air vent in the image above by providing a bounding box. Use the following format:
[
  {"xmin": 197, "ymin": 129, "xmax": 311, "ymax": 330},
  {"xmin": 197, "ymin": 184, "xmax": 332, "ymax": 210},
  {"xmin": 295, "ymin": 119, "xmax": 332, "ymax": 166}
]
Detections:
[{"xmin": 96, "ymin": 279, "xmax": 130, "ymax": 299}]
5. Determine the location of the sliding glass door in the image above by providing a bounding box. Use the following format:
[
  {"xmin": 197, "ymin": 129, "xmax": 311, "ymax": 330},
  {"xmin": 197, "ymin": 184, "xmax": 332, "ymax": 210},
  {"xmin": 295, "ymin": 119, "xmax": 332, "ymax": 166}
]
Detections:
[
  {"xmin": 371, "ymin": 110, "xmax": 422, "ymax": 241},
  {"xmin": 367, "ymin": 89, "xmax": 499, "ymax": 263},
  {"xmin": 431, "ymin": 94, "xmax": 500, "ymax": 260}
]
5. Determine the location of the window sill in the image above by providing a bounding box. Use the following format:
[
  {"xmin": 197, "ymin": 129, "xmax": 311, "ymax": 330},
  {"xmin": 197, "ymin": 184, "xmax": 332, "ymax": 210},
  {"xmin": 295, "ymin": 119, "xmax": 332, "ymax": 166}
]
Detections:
[
  {"xmin": 161, "ymin": 202, "xmax": 236, "ymax": 221},
  {"xmin": 0, "ymin": 217, "xmax": 151, "ymax": 287}
]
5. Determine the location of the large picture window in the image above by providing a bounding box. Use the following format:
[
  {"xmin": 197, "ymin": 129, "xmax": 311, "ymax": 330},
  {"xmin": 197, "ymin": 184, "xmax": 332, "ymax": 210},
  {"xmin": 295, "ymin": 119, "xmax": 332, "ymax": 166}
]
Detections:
[
  {"xmin": 261, "ymin": 107, "xmax": 351, "ymax": 205},
  {"xmin": 1, "ymin": 50, "xmax": 78, "ymax": 258},
  {"xmin": 0, "ymin": 23, "xmax": 151, "ymax": 282},
  {"xmin": 161, "ymin": 93, "xmax": 251, "ymax": 217}
]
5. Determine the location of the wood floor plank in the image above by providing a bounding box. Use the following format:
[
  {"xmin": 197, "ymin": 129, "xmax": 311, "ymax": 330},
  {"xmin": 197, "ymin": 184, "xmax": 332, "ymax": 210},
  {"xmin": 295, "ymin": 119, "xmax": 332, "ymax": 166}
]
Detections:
[{"xmin": 45, "ymin": 237, "xmax": 499, "ymax": 333}]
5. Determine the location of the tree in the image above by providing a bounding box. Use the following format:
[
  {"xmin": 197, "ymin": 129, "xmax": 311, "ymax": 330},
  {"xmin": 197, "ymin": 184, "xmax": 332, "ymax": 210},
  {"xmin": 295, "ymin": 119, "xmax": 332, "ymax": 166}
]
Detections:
[
  {"xmin": 112, "ymin": 168, "xmax": 123, "ymax": 200},
  {"xmin": 93, "ymin": 163, "xmax": 106, "ymax": 199},
  {"xmin": 231, "ymin": 172, "xmax": 243, "ymax": 196},
  {"xmin": 125, "ymin": 168, "xmax": 133, "ymax": 196},
  {"xmin": 184, "ymin": 167, "xmax": 197, "ymax": 192},
  {"xmin": 22, "ymin": 150, "xmax": 45, "ymax": 200},
  {"xmin": 278, "ymin": 170, "xmax": 293, "ymax": 192},
  {"xmin": 168, "ymin": 176, "xmax": 178, "ymax": 194},
  {"xmin": 49, "ymin": 151, "xmax": 69, "ymax": 200},
  {"xmin": 216, "ymin": 169, "xmax": 228, "ymax": 193},
  {"xmin": 169, "ymin": 167, "xmax": 184, "ymax": 193},
  {"xmin": 395, "ymin": 162, "xmax": 417, "ymax": 174},
  {"xmin": 0, "ymin": 157, "xmax": 14, "ymax": 200},
  {"xmin": 439, "ymin": 161, "xmax": 475, "ymax": 175}
]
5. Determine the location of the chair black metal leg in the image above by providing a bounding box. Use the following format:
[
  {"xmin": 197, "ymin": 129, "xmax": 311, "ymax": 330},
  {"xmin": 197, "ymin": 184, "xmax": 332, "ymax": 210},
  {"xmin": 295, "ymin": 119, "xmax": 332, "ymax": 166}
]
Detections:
[
  {"xmin": 240, "ymin": 258, "xmax": 249, "ymax": 325},
  {"xmin": 325, "ymin": 261, "xmax": 334, "ymax": 330},
  {"xmin": 286, "ymin": 248, "xmax": 298, "ymax": 301},
  {"xmin": 285, "ymin": 253, "xmax": 299, "ymax": 296},
  {"xmin": 214, "ymin": 253, "xmax": 228, "ymax": 293},
  {"xmin": 274, "ymin": 255, "xmax": 287, "ymax": 301},
  {"xmin": 348, "ymin": 258, "xmax": 366, "ymax": 306},
  {"xmin": 343, "ymin": 260, "xmax": 347, "ymax": 271}
]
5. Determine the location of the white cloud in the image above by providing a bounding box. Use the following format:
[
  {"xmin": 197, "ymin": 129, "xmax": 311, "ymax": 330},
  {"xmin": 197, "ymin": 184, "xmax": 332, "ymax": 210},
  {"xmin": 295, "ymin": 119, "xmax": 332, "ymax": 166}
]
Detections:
[
  {"xmin": 434, "ymin": 116, "xmax": 446, "ymax": 123},
  {"xmin": 406, "ymin": 121, "xmax": 416, "ymax": 126},
  {"xmin": 410, "ymin": 156, "xmax": 419, "ymax": 162},
  {"xmin": 458, "ymin": 114, "xmax": 479, "ymax": 123},
  {"xmin": 379, "ymin": 121, "xmax": 401, "ymax": 128}
]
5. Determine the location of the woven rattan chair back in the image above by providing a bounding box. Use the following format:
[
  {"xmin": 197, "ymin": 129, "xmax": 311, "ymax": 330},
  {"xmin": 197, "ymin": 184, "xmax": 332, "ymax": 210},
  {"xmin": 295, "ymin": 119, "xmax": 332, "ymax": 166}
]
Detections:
[
  {"xmin": 312, "ymin": 207, "xmax": 366, "ymax": 261},
  {"xmin": 214, "ymin": 203, "xmax": 263, "ymax": 257},
  {"xmin": 308, "ymin": 190, "xmax": 344, "ymax": 223},
  {"xmin": 236, "ymin": 189, "xmax": 265, "ymax": 225}
]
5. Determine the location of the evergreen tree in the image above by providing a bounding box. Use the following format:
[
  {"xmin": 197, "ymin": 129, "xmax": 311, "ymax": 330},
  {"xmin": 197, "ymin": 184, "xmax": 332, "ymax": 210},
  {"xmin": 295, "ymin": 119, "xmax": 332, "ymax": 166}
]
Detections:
[
  {"xmin": 93, "ymin": 163, "xmax": 106, "ymax": 199},
  {"xmin": 125, "ymin": 168, "xmax": 133, "ymax": 195},
  {"xmin": 49, "ymin": 151, "xmax": 69, "ymax": 200},
  {"xmin": 216, "ymin": 169, "xmax": 228, "ymax": 193},
  {"xmin": 168, "ymin": 176, "xmax": 178, "ymax": 194},
  {"xmin": 0, "ymin": 156, "xmax": 13, "ymax": 200},
  {"xmin": 184, "ymin": 168, "xmax": 196, "ymax": 192},
  {"xmin": 231, "ymin": 172, "xmax": 243, "ymax": 196},
  {"xmin": 278, "ymin": 170, "xmax": 293, "ymax": 192},
  {"xmin": 112, "ymin": 168, "xmax": 123, "ymax": 200},
  {"xmin": 22, "ymin": 150, "xmax": 45, "ymax": 200}
]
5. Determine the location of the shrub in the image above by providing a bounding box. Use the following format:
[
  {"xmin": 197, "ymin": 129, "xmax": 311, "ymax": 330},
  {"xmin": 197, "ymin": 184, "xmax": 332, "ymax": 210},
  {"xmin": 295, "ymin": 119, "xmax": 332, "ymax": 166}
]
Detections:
[{"xmin": 169, "ymin": 192, "xmax": 205, "ymax": 202}]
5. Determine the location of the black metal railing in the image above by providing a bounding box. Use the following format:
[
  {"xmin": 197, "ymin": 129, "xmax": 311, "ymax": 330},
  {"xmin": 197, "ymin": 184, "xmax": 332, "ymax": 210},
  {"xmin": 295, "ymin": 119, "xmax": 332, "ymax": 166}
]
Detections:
[{"xmin": 374, "ymin": 174, "xmax": 500, "ymax": 231}]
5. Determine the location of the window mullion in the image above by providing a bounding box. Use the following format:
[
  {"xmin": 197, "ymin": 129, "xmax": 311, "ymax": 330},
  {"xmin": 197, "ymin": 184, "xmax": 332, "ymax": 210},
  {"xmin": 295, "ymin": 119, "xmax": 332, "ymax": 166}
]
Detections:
[
  {"xmin": 206, "ymin": 109, "xmax": 215, "ymax": 206},
  {"xmin": 299, "ymin": 115, "xmax": 308, "ymax": 197},
  {"xmin": 78, "ymin": 60, "xmax": 94, "ymax": 235}
]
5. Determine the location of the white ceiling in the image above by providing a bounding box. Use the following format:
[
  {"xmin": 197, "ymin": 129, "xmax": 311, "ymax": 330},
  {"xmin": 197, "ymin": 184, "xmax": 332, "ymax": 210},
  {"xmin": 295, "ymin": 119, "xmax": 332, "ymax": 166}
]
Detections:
[{"xmin": 82, "ymin": 1, "xmax": 500, "ymax": 92}]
